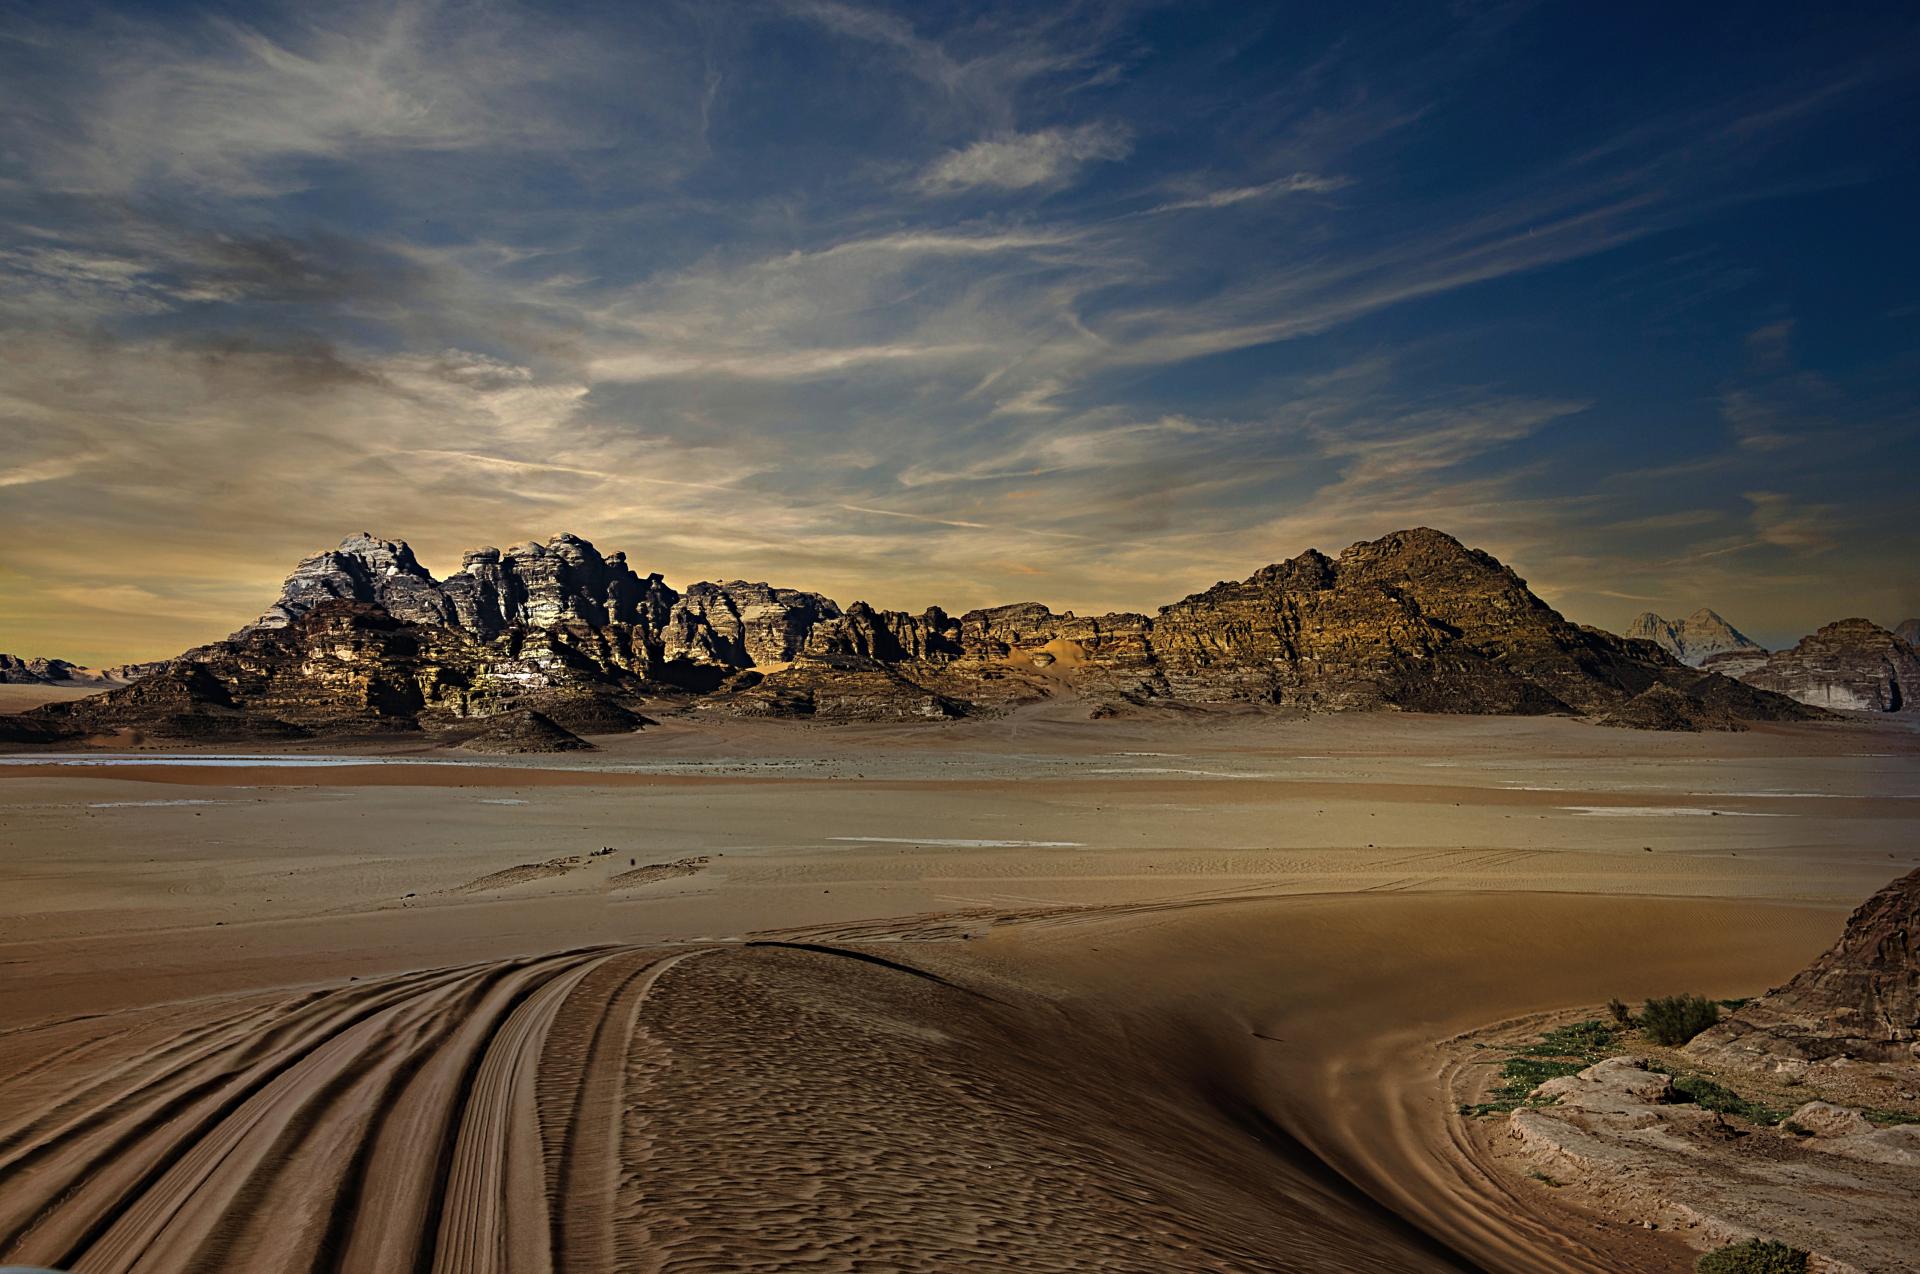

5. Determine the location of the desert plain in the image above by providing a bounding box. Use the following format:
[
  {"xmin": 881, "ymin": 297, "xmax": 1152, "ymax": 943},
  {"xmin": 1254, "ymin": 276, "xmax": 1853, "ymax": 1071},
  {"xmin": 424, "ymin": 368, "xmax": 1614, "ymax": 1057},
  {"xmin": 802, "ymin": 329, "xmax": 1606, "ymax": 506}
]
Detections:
[{"xmin": 1, "ymin": 705, "xmax": 1915, "ymax": 1272}]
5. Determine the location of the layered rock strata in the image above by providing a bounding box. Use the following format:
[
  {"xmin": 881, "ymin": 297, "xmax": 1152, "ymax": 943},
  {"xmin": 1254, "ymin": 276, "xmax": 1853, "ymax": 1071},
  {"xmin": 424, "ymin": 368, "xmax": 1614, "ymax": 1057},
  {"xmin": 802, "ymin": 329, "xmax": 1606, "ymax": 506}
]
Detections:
[
  {"xmin": 1730, "ymin": 619, "xmax": 1920, "ymax": 713},
  {"xmin": 6, "ymin": 527, "xmax": 1828, "ymax": 741}
]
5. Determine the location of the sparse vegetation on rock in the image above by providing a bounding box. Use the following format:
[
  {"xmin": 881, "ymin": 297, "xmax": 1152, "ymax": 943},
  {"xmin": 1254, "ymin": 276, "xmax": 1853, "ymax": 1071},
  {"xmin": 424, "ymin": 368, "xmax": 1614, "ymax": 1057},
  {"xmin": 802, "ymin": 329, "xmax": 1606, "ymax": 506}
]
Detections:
[{"xmin": 1693, "ymin": 1239, "xmax": 1808, "ymax": 1273}]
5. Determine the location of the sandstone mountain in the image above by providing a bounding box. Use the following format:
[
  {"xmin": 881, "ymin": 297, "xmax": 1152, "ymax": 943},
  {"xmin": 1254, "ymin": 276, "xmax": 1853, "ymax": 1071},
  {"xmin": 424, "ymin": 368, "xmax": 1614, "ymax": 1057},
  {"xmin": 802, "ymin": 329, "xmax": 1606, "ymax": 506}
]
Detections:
[
  {"xmin": 1689, "ymin": 865, "xmax": 1920, "ymax": 1065},
  {"xmin": 1624, "ymin": 607, "xmax": 1764, "ymax": 667},
  {"xmin": 2, "ymin": 527, "xmax": 1826, "ymax": 744},
  {"xmin": 1728, "ymin": 618, "xmax": 1920, "ymax": 713}
]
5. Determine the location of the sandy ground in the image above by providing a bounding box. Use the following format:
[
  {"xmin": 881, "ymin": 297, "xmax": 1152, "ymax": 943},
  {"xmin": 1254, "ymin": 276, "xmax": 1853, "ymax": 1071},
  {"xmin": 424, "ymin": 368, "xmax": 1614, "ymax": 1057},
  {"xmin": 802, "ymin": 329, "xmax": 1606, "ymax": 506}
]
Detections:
[
  {"xmin": 1, "ymin": 708, "xmax": 1916, "ymax": 1270},
  {"xmin": 0, "ymin": 683, "xmax": 101, "ymax": 713}
]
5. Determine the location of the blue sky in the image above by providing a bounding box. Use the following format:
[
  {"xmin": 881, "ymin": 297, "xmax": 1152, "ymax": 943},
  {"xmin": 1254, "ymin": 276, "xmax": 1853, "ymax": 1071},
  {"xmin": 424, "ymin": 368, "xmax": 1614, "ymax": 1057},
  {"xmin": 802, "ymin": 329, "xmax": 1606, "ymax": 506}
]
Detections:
[{"xmin": 1, "ymin": 0, "xmax": 1916, "ymax": 663}]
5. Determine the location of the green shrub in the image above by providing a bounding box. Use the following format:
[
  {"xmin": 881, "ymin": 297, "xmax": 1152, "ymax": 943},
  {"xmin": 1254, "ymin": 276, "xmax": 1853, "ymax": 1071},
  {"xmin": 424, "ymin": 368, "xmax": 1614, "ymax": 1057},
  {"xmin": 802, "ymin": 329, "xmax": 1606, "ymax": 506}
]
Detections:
[
  {"xmin": 1694, "ymin": 1238, "xmax": 1808, "ymax": 1273},
  {"xmin": 1863, "ymin": 1107, "xmax": 1920, "ymax": 1126},
  {"xmin": 1641, "ymin": 993, "xmax": 1721, "ymax": 1045},
  {"xmin": 1670, "ymin": 1074, "xmax": 1786, "ymax": 1125},
  {"xmin": 1607, "ymin": 997, "xmax": 1633, "ymax": 1026},
  {"xmin": 1518, "ymin": 1019, "xmax": 1616, "ymax": 1061}
]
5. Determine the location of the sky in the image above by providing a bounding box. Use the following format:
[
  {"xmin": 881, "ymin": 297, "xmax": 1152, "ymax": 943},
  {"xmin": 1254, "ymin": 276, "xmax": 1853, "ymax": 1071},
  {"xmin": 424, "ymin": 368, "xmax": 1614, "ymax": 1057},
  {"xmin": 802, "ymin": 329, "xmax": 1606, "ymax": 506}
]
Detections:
[{"xmin": 1, "ymin": 1, "xmax": 1917, "ymax": 665}]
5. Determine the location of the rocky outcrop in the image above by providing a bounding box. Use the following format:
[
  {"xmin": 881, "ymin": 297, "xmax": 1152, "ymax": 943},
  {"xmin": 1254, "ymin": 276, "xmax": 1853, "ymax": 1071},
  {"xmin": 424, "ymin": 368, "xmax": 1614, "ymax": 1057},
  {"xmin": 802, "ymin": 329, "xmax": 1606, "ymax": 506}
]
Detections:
[
  {"xmin": 253, "ymin": 532, "xmax": 456, "ymax": 630},
  {"xmin": 805, "ymin": 602, "xmax": 962, "ymax": 663},
  {"xmin": 1597, "ymin": 683, "xmax": 1741, "ymax": 731},
  {"xmin": 1498, "ymin": 1055, "xmax": 1920, "ymax": 1272},
  {"xmin": 1690, "ymin": 867, "xmax": 1920, "ymax": 1066},
  {"xmin": 1148, "ymin": 529, "xmax": 1808, "ymax": 721},
  {"xmin": 457, "ymin": 709, "xmax": 593, "ymax": 754},
  {"xmin": 722, "ymin": 653, "xmax": 967, "ymax": 722},
  {"xmin": 1625, "ymin": 609, "xmax": 1765, "ymax": 667},
  {"xmin": 1732, "ymin": 619, "xmax": 1920, "ymax": 712},
  {"xmin": 5, "ymin": 526, "xmax": 1832, "ymax": 740},
  {"xmin": 20, "ymin": 601, "xmax": 647, "ymax": 744},
  {"xmin": 1896, "ymin": 619, "xmax": 1920, "ymax": 648},
  {"xmin": 659, "ymin": 581, "xmax": 841, "ymax": 669},
  {"xmin": 27, "ymin": 664, "xmax": 309, "ymax": 743}
]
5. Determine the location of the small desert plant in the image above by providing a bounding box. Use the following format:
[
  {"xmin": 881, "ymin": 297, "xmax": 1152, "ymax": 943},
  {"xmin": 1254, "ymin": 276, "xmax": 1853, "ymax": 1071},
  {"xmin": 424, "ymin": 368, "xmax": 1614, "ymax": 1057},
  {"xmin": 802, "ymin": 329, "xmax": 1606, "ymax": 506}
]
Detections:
[
  {"xmin": 1694, "ymin": 1238, "xmax": 1808, "ymax": 1273},
  {"xmin": 1607, "ymin": 997, "xmax": 1633, "ymax": 1026},
  {"xmin": 1640, "ymin": 993, "xmax": 1721, "ymax": 1045},
  {"xmin": 1518, "ymin": 1019, "xmax": 1616, "ymax": 1061},
  {"xmin": 1669, "ymin": 1074, "xmax": 1786, "ymax": 1125},
  {"xmin": 1862, "ymin": 1107, "xmax": 1920, "ymax": 1126}
]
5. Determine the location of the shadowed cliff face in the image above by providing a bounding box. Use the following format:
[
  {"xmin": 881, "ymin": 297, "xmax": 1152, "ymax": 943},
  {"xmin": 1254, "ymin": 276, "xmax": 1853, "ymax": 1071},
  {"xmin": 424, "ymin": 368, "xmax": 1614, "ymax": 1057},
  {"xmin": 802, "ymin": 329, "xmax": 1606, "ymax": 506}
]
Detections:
[
  {"xmin": 3, "ymin": 526, "xmax": 1828, "ymax": 744},
  {"xmin": 1690, "ymin": 866, "xmax": 1920, "ymax": 1065}
]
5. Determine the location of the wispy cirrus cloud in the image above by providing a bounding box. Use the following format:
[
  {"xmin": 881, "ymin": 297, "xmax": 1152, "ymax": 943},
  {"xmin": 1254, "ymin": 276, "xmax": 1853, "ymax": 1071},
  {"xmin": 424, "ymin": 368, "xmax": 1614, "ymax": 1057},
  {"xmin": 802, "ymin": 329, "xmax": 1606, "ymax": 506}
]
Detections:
[
  {"xmin": 0, "ymin": 0, "xmax": 1914, "ymax": 663},
  {"xmin": 1144, "ymin": 172, "xmax": 1353, "ymax": 213},
  {"xmin": 916, "ymin": 122, "xmax": 1132, "ymax": 192}
]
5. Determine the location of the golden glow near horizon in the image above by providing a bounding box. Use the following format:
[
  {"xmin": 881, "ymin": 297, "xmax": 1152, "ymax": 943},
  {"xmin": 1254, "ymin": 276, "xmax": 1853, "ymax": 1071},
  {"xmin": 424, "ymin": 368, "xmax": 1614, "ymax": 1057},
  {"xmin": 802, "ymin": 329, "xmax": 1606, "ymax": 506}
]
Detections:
[{"xmin": 2, "ymin": 4, "xmax": 1916, "ymax": 666}]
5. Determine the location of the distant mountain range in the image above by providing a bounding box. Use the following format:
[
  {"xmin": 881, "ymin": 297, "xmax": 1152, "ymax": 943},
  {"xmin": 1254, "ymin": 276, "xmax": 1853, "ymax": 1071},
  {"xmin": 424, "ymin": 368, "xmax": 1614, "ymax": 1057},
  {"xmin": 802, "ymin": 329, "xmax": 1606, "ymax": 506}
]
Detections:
[
  {"xmin": 3, "ymin": 527, "xmax": 1835, "ymax": 749},
  {"xmin": 1624, "ymin": 608, "xmax": 1764, "ymax": 667},
  {"xmin": 0, "ymin": 655, "xmax": 127, "ymax": 687}
]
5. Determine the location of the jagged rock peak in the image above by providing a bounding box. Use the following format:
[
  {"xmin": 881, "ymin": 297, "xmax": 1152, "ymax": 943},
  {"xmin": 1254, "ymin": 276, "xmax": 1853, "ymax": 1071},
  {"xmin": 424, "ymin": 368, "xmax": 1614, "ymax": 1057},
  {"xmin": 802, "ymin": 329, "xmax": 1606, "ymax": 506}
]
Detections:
[
  {"xmin": 253, "ymin": 532, "xmax": 452, "ymax": 631},
  {"xmin": 1625, "ymin": 607, "xmax": 1764, "ymax": 667}
]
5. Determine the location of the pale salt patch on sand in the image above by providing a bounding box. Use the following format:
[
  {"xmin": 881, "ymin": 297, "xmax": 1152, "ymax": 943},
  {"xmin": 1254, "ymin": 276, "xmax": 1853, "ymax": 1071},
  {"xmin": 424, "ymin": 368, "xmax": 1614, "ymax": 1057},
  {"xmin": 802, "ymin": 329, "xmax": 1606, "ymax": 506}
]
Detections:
[
  {"xmin": 1560, "ymin": 806, "xmax": 1783, "ymax": 818},
  {"xmin": 478, "ymin": 798, "xmax": 528, "ymax": 806},
  {"xmin": 829, "ymin": 836, "xmax": 1085, "ymax": 848},
  {"xmin": 1085, "ymin": 767, "xmax": 1271, "ymax": 779},
  {"xmin": 87, "ymin": 799, "xmax": 221, "ymax": 809}
]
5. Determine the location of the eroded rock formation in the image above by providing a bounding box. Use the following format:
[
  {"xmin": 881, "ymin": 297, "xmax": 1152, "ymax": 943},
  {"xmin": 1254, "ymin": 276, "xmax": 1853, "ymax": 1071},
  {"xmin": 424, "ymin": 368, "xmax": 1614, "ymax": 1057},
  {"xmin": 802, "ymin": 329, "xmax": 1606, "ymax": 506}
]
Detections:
[
  {"xmin": 1730, "ymin": 618, "xmax": 1920, "ymax": 712},
  {"xmin": 1690, "ymin": 866, "xmax": 1920, "ymax": 1065},
  {"xmin": 5, "ymin": 527, "xmax": 1829, "ymax": 743}
]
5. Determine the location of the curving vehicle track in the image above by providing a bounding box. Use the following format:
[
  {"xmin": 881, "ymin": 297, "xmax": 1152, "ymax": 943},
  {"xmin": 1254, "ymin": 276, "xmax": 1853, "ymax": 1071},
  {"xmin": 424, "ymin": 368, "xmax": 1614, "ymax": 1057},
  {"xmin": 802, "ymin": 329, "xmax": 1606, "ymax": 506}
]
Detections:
[{"xmin": 0, "ymin": 911, "xmax": 1724, "ymax": 1274}]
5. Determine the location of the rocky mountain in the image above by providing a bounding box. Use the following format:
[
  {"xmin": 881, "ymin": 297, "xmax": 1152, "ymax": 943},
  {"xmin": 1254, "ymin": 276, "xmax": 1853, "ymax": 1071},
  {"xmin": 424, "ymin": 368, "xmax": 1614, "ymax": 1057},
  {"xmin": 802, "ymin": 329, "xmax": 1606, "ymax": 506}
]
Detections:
[
  {"xmin": 1689, "ymin": 865, "xmax": 1920, "ymax": 1065},
  {"xmin": 2, "ymin": 527, "xmax": 1828, "ymax": 745},
  {"xmin": 1729, "ymin": 618, "xmax": 1920, "ymax": 713},
  {"xmin": 0, "ymin": 655, "xmax": 124, "ymax": 686},
  {"xmin": 1624, "ymin": 607, "xmax": 1764, "ymax": 667}
]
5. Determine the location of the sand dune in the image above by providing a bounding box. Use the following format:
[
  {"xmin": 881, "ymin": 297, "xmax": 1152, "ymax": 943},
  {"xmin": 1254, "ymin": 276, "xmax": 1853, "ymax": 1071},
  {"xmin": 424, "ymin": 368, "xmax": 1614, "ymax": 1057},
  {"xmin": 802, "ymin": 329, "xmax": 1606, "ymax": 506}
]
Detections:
[
  {"xmin": 0, "ymin": 713, "xmax": 1913, "ymax": 1269},
  {"xmin": 0, "ymin": 892, "xmax": 1846, "ymax": 1272}
]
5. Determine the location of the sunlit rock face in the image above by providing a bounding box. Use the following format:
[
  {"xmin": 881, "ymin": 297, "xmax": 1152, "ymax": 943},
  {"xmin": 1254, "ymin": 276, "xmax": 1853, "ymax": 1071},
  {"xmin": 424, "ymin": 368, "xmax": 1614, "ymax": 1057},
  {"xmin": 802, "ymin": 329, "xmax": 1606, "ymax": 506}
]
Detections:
[
  {"xmin": 1625, "ymin": 607, "xmax": 1765, "ymax": 667},
  {"xmin": 1146, "ymin": 527, "xmax": 1803, "ymax": 720},
  {"xmin": 1733, "ymin": 618, "xmax": 1920, "ymax": 712},
  {"xmin": 252, "ymin": 531, "xmax": 456, "ymax": 630},
  {"xmin": 659, "ymin": 581, "xmax": 841, "ymax": 668},
  {"xmin": 7, "ymin": 526, "xmax": 1832, "ymax": 741}
]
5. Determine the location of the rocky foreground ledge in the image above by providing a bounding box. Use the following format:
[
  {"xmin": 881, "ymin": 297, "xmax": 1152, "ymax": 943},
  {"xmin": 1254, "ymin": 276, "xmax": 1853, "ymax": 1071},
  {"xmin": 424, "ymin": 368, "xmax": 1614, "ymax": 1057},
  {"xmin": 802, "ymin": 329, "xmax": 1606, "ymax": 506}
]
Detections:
[
  {"xmin": 1, "ymin": 526, "xmax": 1829, "ymax": 747},
  {"xmin": 1475, "ymin": 869, "xmax": 1920, "ymax": 1273}
]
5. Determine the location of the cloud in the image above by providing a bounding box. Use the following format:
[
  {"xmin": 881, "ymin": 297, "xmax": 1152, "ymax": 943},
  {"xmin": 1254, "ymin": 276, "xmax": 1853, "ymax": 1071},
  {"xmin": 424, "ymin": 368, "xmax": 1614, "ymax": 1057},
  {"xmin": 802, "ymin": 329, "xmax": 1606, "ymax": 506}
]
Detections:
[
  {"xmin": 0, "ymin": 1, "xmax": 1910, "ymax": 659},
  {"xmin": 1146, "ymin": 172, "xmax": 1353, "ymax": 213},
  {"xmin": 0, "ymin": 455, "xmax": 91, "ymax": 488},
  {"xmin": 1745, "ymin": 490, "xmax": 1838, "ymax": 552},
  {"xmin": 916, "ymin": 123, "xmax": 1132, "ymax": 193}
]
